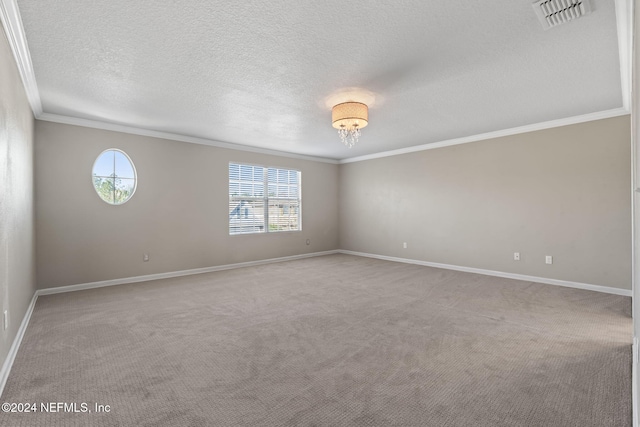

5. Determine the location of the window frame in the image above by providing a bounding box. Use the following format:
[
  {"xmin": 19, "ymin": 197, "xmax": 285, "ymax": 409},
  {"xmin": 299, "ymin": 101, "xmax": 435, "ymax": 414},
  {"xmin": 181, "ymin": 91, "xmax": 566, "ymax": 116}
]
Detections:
[
  {"xmin": 91, "ymin": 148, "xmax": 137, "ymax": 205},
  {"xmin": 229, "ymin": 162, "xmax": 302, "ymax": 235}
]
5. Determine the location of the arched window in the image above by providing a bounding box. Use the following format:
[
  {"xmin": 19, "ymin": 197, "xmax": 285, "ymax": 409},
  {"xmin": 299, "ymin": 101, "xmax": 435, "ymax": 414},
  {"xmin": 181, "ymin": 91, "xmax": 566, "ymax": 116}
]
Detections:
[{"xmin": 92, "ymin": 149, "xmax": 137, "ymax": 205}]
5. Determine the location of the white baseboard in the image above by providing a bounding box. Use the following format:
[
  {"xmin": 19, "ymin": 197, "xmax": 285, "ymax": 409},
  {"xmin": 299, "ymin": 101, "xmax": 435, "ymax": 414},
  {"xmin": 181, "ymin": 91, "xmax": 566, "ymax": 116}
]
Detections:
[
  {"xmin": 338, "ymin": 250, "xmax": 632, "ymax": 297},
  {"xmin": 0, "ymin": 292, "xmax": 38, "ymax": 398},
  {"xmin": 0, "ymin": 249, "xmax": 632, "ymax": 400},
  {"xmin": 633, "ymin": 337, "xmax": 638, "ymax": 427},
  {"xmin": 0, "ymin": 250, "xmax": 339, "ymax": 396},
  {"xmin": 38, "ymin": 250, "xmax": 339, "ymax": 296},
  {"xmin": 36, "ymin": 248, "xmax": 631, "ymax": 298}
]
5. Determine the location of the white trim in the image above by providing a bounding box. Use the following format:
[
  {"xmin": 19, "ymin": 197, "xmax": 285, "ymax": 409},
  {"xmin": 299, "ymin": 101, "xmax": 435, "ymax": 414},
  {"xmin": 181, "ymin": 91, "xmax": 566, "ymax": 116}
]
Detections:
[
  {"xmin": 0, "ymin": 293, "xmax": 37, "ymax": 398},
  {"xmin": 37, "ymin": 113, "xmax": 339, "ymax": 165},
  {"xmin": 338, "ymin": 250, "xmax": 633, "ymax": 297},
  {"xmin": 615, "ymin": 0, "xmax": 633, "ymax": 111},
  {"xmin": 39, "ymin": 108, "xmax": 630, "ymax": 166},
  {"xmin": 0, "ymin": 0, "xmax": 42, "ymax": 116},
  {"xmin": 631, "ymin": 0, "xmax": 638, "ymax": 421},
  {"xmin": 0, "ymin": 0, "xmax": 631, "ymax": 165},
  {"xmin": 92, "ymin": 148, "xmax": 138, "ymax": 205},
  {"xmin": 38, "ymin": 250, "xmax": 339, "ymax": 296},
  {"xmin": 0, "ymin": 1, "xmax": 338, "ymax": 164},
  {"xmin": 1, "ymin": 251, "xmax": 338, "ymax": 396},
  {"xmin": 633, "ymin": 337, "xmax": 638, "ymax": 427},
  {"xmin": 0, "ymin": 250, "xmax": 631, "ymax": 397},
  {"xmin": 339, "ymin": 108, "xmax": 630, "ymax": 164}
]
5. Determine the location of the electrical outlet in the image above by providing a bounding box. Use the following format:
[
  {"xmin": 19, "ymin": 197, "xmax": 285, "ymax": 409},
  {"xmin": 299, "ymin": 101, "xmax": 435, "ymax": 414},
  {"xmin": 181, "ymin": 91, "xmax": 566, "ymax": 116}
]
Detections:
[
  {"xmin": 3, "ymin": 310, "xmax": 7, "ymax": 330},
  {"xmin": 545, "ymin": 255, "xmax": 553, "ymax": 265},
  {"xmin": 143, "ymin": 253, "xmax": 149, "ymax": 262},
  {"xmin": 513, "ymin": 252, "xmax": 520, "ymax": 261},
  {"xmin": 306, "ymin": 239, "xmax": 310, "ymax": 245},
  {"xmin": 403, "ymin": 242, "xmax": 407, "ymax": 249}
]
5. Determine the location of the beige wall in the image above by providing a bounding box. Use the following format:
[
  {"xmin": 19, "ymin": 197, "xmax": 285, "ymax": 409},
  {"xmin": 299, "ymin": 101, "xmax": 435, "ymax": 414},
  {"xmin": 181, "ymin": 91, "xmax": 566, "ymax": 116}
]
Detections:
[
  {"xmin": 339, "ymin": 115, "xmax": 632, "ymax": 290},
  {"xmin": 36, "ymin": 116, "xmax": 631, "ymax": 291},
  {"xmin": 35, "ymin": 121, "xmax": 339, "ymax": 288},
  {"xmin": 0, "ymin": 23, "xmax": 36, "ymax": 372}
]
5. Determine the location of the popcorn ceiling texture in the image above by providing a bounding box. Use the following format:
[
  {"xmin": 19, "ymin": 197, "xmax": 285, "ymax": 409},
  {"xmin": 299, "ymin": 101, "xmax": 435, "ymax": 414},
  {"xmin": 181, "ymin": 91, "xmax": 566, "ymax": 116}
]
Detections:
[
  {"xmin": 0, "ymin": 255, "xmax": 632, "ymax": 426},
  {"xmin": 16, "ymin": 0, "xmax": 622, "ymax": 159}
]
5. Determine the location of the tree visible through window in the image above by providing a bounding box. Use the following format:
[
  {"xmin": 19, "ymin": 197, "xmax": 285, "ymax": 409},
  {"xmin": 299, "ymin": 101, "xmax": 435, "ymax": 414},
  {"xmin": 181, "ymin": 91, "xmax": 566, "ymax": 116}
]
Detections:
[
  {"xmin": 229, "ymin": 163, "xmax": 301, "ymax": 234},
  {"xmin": 92, "ymin": 149, "xmax": 137, "ymax": 205}
]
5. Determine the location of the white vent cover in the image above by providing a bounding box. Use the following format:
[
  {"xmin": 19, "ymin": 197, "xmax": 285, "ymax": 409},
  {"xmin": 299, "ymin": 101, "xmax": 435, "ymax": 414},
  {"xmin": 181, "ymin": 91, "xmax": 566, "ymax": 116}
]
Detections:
[{"xmin": 532, "ymin": 0, "xmax": 592, "ymax": 29}]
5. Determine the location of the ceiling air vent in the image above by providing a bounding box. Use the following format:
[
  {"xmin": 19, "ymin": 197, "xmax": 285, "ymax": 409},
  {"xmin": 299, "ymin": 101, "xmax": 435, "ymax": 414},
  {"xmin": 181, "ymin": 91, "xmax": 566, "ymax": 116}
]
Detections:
[{"xmin": 532, "ymin": 0, "xmax": 591, "ymax": 29}]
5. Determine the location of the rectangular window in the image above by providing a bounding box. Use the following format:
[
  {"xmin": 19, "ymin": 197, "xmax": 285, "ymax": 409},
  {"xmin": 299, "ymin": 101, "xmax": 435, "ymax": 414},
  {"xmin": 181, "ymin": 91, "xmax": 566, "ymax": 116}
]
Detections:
[{"xmin": 229, "ymin": 163, "xmax": 301, "ymax": 235}]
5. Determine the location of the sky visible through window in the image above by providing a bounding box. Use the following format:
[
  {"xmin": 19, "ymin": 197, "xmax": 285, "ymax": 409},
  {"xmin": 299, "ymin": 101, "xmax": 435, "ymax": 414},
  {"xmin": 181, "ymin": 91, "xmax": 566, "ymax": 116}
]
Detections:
[{"xmin": 92, "ymin": 149, "xmax": 136, "ymax": 204}]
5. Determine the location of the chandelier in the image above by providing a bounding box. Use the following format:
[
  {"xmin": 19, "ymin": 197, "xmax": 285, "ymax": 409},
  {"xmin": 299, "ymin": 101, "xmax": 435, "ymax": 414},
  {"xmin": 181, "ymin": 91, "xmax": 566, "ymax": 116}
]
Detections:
[{"xmin": 331, "ymin": 102, "xmax": 368, "ymax": 148}]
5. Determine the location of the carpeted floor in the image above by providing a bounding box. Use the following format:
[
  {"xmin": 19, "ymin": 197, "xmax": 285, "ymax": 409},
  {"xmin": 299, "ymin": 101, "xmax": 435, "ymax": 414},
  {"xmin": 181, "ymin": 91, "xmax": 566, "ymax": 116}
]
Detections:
[{"xmin": 0, "ymin": 254, "xmax": 632, "ymax": 426}]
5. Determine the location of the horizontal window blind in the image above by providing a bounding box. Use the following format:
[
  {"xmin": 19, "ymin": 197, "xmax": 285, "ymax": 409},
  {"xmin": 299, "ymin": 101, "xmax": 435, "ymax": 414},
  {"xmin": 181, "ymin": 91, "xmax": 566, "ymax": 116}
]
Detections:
[{"xmin": 229, "ymin": 163, "xmax": 301, "ymax": 234}]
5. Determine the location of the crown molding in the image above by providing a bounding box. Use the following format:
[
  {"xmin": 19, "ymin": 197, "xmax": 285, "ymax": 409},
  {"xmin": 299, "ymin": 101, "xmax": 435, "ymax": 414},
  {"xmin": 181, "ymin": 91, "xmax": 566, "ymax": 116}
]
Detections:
[
  {"xmin": 0, "ymin": 0, "xmax": 338, "ymax": 165},
  {"xmin": 37, "ymin": 113, "xmax": 339, "ymax": 164},
  {"xmin": 615, "ymin": 0, "xmax": 633, "ymax": 111},
  {"xmin": 1, "ymin": 0, "xmax": 631, "ymax": 166},
  {"xmin": 339, "ymin": 108, "xmax": 630, "ymax": 164},
  {"xmin": 0, "ymin": 0, "xmax": 42, "ymax": 115}
]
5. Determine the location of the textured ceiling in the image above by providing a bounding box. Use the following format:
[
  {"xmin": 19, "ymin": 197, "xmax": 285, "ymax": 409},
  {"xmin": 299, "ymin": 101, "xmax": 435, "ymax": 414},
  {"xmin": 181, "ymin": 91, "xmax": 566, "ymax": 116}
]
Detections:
[{"xmin": 16, "ymin": 0, "xmax": 623, "ymax": 160}]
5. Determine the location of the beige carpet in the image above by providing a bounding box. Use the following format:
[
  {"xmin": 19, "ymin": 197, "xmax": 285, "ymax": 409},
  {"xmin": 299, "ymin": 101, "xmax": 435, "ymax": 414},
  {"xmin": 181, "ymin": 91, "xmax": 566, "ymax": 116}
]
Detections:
[{"xmin": 0, "ymin": 254, "xmax": 632, "ymax": 426}]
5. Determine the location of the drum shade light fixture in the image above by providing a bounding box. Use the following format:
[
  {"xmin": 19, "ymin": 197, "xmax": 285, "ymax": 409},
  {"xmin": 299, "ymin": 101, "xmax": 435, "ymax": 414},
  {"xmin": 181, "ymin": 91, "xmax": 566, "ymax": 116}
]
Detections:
[{"xmin": 332, "ymin": 102, "xmax": 368, "ymax": 148}]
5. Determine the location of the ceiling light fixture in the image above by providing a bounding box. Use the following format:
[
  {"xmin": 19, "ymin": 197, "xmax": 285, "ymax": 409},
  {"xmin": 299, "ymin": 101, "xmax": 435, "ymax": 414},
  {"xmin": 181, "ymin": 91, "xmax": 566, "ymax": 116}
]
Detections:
[{"xmin": 332, "ymin": 102, "xmax": 368, "ymax": 148}]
